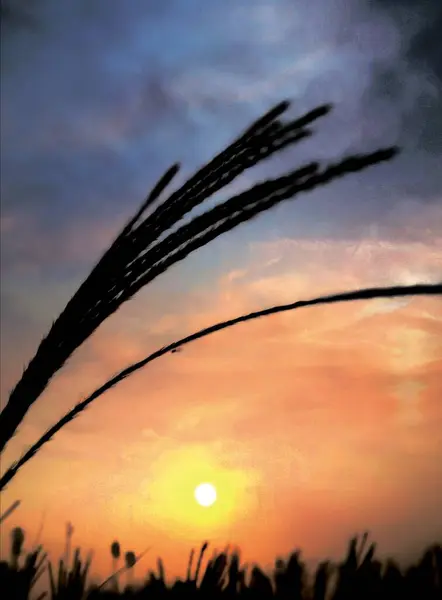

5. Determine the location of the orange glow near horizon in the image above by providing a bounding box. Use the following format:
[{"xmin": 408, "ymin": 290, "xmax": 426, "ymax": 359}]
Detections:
[{"xmin": 0, "ymin": 232, "xmax": 441, "ymax": 584}]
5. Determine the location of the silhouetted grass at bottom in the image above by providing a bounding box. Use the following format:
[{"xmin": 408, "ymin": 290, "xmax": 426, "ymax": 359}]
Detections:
[{"xmin": 1, "ymin": 529, "xmax": 441, "ymax": 600}]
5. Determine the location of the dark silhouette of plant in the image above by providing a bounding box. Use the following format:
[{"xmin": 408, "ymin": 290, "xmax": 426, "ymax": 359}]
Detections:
[
  {"xmin": 403, "ymin": 545, "xmax": 442, "ymax": 600},
  {"xmin": 124, "ymin": 552, "xmax": 136, "ymax": 590},
  {"xmin": 47, "ymin": 547, "xmax": 91, "ymax": 600},
  {"xmin": 249, "ymin": 565, "xmax": 274, "ymax": 597},
  {"xmin": 225, "ymin": 551, "xmax": 242, "ymax": 597},
  {"xmin": 1, "ymin": 280, "xmax": 439, "ymax": 492},
  {"xmin": 1, "ymin": 530, "xmax": 441, "ymax": 598},
  {"xmin": 64, "ymin": 523, "xmax": 74, "ymax": 567},
  {"xmin": 97, "ymin": 545, "xmax": 151, "ymax": 594},
  {"xmin": 382, "ymin": 559, "xmax": 405, "ymax": 598},
  {"xmin": 0, "ymin": 526, "xmax": 47, "ymax": 600},
  {"xmin": 186, "ymin": 548, "xmax": 195, "ymax": 583},
  {"xmin": 0, "ymin": 98, "xmax": 401, "ymax": 458},
  {"xmin": 143, "ymin": 557, "xmax": 168, "ymax": 596},
  {"xmin": 11, "ymin": 527, "xmax": 25, "ymax": 570},
  {"xmin": 274, "ymin": 551, "xmax": 306, "ymax": 600},
  {"xmin": 195, "ymin": 541, "xmax": 209, "ymax": 586},
  {"xmin": 312, "ymin": 560, "xmax": 332, "ymax": 600},
  {"xmin": 110, "ymin": 541, "xmax": 121, "ymax": 592},
  {"xmin": 0, "ymin": 499, "xmax": 21, "ymax": 524}
]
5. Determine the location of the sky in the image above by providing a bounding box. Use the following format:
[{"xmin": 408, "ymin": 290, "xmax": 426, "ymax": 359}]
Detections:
[{"xmin": 1, "ymin": 0, "xmax": 441, "ymax": 585}]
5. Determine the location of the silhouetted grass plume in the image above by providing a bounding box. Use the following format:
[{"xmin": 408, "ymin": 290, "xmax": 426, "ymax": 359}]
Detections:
[{"xmin": 0, "ymin": 98, "xmax": 400, "ymax": 456}]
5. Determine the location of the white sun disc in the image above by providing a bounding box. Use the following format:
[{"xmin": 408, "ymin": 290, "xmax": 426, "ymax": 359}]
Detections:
[{"xmin": 194, "ymin": 482, "xmax": 217, "ymax": 507}]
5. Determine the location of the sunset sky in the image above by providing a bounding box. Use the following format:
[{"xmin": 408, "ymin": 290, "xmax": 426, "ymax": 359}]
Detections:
[{"xmin": 1, "ymin": 0, "xmax": 441, "ymax": 585}]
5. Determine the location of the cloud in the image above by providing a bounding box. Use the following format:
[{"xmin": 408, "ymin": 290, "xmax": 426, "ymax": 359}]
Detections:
[
  {"xmin": 363, "ymin": 0, "xmax": 442, "ymax": 154},
  {"xmin": 0, "ymin": 0, "xmax": 38, "ymax": 30},
  {"xmin": 2, "ymin": 0, "xmax": 440, "ymax": 251}
]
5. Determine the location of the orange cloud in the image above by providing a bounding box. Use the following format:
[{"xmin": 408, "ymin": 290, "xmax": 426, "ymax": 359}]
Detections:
[{"xmin": 2, "ymin": 231, "xmax": 441, "ymax": 580}]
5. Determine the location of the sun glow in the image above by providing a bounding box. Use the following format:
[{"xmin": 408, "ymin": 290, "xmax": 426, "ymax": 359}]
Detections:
[
  {"xmin": 194, "ymin": 482, "xmax": 217, "ymax": 507},
  {"xmin": 142, "ymin": 447, "xmax": 253, "ymax": 534}
]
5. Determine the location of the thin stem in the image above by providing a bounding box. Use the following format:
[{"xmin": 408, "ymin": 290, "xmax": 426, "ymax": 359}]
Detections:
[{"xmin": 0, "ymin": 282, "xmax": 439, "ymax": 492}]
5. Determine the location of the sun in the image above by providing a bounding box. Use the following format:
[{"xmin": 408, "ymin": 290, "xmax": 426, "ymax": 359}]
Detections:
[{"xmin": 194, "ymin": 482, "xmax": 217, "ymax": 507}]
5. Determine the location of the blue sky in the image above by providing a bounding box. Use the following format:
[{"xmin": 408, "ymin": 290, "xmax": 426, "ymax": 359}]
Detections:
[{"xmin": 1, "ymin": 0, "xmax": 440, "ymax": 342}]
